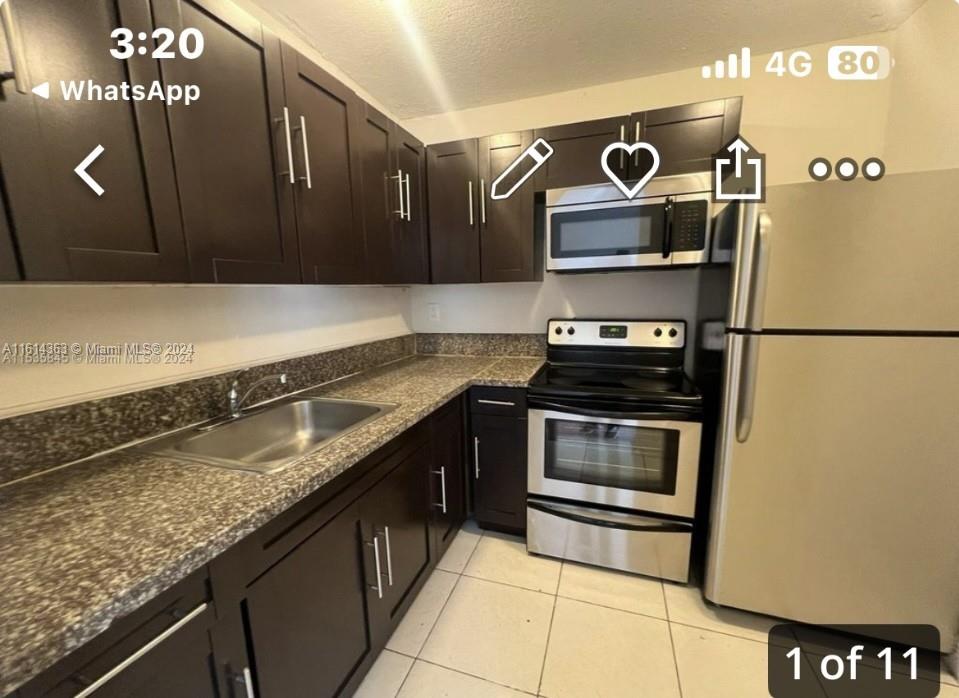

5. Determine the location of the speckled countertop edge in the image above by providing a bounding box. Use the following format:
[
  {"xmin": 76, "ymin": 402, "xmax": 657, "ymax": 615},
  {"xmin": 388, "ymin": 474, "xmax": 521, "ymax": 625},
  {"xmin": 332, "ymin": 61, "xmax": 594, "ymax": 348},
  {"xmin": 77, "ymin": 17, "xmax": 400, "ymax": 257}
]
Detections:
[{"xmin": 0, "ymin": 355, "xmax": 543, "ymax": 696}]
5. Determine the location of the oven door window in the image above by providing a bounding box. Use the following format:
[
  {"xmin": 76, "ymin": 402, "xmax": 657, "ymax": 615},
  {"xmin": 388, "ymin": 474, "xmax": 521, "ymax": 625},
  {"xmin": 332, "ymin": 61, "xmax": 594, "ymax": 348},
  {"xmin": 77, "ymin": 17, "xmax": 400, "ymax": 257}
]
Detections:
[
  {"xmin": 550, "ymin": 203, "xmax": 666, "ymax": 259},
  {"xmin": 544, "ymin": 418, "xmax": 679, "ymax": 495}
]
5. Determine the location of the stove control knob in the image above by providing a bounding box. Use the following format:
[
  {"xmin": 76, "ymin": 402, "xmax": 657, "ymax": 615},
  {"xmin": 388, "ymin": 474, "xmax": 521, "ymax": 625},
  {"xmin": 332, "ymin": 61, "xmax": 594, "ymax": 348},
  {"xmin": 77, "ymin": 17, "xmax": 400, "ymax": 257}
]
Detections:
[
  {"xmin": 567, "ymin": 327, "xmax": 576, "ymax": 335},
  {"xmin": 654, "ymin": 328, "xmax": 663, "ymax": 337},
  {"xmin": 554, "ymin": 326, "xmax": 563, "ymax": 335},
  {"xmin": 668, "ymin": 328, "xmax": 678, "ymax": 338}
]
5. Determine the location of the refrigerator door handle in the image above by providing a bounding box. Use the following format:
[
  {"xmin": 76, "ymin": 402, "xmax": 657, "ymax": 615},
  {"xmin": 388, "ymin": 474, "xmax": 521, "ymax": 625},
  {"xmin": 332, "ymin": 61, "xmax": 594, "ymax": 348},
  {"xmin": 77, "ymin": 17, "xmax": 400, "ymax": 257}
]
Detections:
[
  {"xmin": 736, "ymin": 335, "xmax": 760, "ymax": 442},
  {"xmin": 745, "ymin": 212, "xmax": 773, "ymax": 331}
]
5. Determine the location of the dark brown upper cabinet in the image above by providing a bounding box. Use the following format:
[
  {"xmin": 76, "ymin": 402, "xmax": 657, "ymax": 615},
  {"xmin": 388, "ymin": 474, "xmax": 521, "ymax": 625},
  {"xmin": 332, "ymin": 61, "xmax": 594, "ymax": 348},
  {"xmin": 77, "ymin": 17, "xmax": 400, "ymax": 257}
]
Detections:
[
  {"xmin": 394, "ymin": 127, "xmax": 430, "ymax": 284},
  {"xmin": 0, "ymin": 0, "xmax": 188, "ymax": 281},
  {"xmin": 533, "ymin": 116, "xmax": 629, "ymax": 190},
  {"xmin": 478, "ymin": 131, "xmax": 539, "ymax": 282},
  {"xmin": 1, "ymin": 197, "xmax": 19, "ymax": 281},
  {"xmin": 639, "ymin": 97, "xmax": 742, "ymax": 176},
  {"xmin": 354, "ymin": 105, "xmax": 398, "ymax": 284},
  {"xmin": 426, "ymin": 139, "xmax": 481, "ymax": 283},
  {"xmin": 281, "ymin": 46, "xmax": 366, "ymax": 284},
  {"xmin": 154, "ymin": 0, "xmax": 300, "ymax": 284}
]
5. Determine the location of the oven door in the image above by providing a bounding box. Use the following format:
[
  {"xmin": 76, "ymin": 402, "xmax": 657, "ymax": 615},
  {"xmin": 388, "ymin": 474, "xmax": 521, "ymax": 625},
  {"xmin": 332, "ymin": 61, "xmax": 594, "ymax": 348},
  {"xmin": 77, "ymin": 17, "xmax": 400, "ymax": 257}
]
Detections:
[
  {"xmin": 546, "ymin": 197, "xmax": 670, "ymax": 271},
  {"xmin": 528, "ymin": 405, "xmax": 701, "ymax": 518}
]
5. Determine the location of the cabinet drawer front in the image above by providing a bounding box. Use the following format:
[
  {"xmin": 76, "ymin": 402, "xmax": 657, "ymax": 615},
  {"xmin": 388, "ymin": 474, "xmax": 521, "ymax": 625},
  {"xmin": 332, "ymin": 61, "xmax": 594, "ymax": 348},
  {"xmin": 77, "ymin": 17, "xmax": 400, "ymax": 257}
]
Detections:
[{"xmin": 470, "ymin": 387, "xmax": 527, "ymax": 416}]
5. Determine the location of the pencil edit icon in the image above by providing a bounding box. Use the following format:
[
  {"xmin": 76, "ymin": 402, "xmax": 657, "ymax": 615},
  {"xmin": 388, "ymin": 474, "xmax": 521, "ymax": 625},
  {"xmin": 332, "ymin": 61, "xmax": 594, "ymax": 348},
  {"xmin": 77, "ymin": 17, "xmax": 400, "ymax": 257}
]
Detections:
[{"xmin": 490, "ymin": 138, "xmax": 554, "ymax": 200}]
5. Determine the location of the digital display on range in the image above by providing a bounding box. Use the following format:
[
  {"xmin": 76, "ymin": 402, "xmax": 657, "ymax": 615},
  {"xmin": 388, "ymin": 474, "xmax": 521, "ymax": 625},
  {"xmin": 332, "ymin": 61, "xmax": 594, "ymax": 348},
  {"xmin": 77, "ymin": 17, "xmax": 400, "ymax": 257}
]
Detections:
[{"xmin": 599, "ymin": 325, "xmax": 628, "ymax": 339}]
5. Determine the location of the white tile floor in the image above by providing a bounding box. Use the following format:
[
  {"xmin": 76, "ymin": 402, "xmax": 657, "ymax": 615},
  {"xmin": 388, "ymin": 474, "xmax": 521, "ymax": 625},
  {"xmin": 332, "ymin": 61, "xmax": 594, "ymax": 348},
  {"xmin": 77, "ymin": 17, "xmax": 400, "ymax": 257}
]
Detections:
[{"xmin": 356, "ymin": 521, "xmax": 959, "ymax": 697}]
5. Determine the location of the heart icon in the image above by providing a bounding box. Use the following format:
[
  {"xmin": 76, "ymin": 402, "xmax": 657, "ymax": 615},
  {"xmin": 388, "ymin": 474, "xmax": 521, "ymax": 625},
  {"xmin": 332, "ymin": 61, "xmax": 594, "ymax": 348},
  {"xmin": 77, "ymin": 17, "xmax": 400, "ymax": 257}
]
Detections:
[{"xmin": 601, "ymin": 141, "xmax": 661, "ymax": 200}]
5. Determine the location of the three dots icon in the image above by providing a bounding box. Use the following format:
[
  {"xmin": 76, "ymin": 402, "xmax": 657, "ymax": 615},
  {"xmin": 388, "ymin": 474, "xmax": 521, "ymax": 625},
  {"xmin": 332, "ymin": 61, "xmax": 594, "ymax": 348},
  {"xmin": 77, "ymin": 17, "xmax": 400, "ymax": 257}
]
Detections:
[{"xmin": 808, "ymin": 156, "xmax": 885, "ymax": 182}]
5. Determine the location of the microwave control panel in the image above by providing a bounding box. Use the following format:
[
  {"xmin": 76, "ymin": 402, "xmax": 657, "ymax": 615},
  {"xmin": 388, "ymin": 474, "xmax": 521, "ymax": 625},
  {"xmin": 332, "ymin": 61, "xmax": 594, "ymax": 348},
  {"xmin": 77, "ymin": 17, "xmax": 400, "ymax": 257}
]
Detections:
[{"xmin": 671, "ymin": 200, "xmax": 709, "ymax": 252}]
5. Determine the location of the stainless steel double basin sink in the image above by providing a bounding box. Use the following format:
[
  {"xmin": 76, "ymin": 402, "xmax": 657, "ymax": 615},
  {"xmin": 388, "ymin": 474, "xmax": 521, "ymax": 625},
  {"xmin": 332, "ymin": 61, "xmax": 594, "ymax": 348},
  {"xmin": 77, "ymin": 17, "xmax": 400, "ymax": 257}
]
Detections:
[{"xmin": 143, "ymin": 396, "xmax": 397, "ymax": 474}]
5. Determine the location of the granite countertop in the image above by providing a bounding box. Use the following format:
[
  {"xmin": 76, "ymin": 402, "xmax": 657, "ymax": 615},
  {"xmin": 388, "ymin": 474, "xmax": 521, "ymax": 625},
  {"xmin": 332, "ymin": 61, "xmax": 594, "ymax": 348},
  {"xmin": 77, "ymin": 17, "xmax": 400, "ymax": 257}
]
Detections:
[{"xmin": 0, "ymin": 354, "xmax": 543, "ymax": 695}]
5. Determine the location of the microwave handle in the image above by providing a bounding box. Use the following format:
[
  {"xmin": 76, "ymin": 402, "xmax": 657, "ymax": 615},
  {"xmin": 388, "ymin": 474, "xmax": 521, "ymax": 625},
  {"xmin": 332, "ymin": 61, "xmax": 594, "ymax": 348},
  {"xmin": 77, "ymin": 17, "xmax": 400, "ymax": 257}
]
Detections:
[
  {"xmin": 527, "ymin": 399, "xmax": 696, "ymax": 422},
  {"xmin": 662, "ymin": 197, "xmax": 674, "ymax": 259},
  {"xmin": 527, "ymin": 500, "xmax": 691, "ymax": 533}
]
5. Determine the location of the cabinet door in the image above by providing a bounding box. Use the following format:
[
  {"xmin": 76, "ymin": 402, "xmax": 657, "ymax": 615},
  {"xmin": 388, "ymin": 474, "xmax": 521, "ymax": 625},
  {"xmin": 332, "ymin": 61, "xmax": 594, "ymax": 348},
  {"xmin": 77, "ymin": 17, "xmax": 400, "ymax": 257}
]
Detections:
[
  {"xmin": 431, "ymin": 400, "xmax": 466, "ymax": 557},
  {"xmin": 354, "ymin": 105, "xmax": 399, "ymax": 283},
  {"xmin": 478, "ymin": 131, "xmax": 538, "ymax": 282},
  {"xmin": 426, "ymin": 140, "xmax": 480, "ymax": 283},
  {"xmin": 154, "ymin": 0, "xmax": 300, "ymax": 283},
  {"xmin": 395, "ymin": 127, "xmax": 430, "ymax": 283},
  {"xmin": 0, "ymin": 0, "xmax": 187, "ymax": 281},
  {"xmin": 533, "ymin": 116, "xmax": 629, "ymax": 190},
  {"xmin": 1, "ymin": 196, "xmax": 18, "ymax": 280},
  {"xmin": 282, "ymin": 46, "xmax": 366, "ymax": 283},
  {"xmin": 362, "ymin": 443, "xmax": 433, "ymax": 645},
  {"xmin": 635, "ymin": 97, "xmax": 743, "ymax": 177},
  {"xmin": 245, "ymin": 502, "xmax": 374, "ymax": 698},
  {"xmin": 471, "ymin": 414, "xmax": 528, "ymax": 533}
]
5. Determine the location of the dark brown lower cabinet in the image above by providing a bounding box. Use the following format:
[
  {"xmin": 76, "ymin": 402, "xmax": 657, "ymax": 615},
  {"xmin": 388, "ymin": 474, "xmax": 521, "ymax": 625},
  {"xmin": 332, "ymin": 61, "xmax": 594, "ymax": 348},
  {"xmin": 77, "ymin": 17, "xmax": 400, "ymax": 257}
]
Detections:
[
  {"xmin": 245, "ymin": 501, "xmax": 373, "ymax": 698},
  {"xmin": 430, "ymin": 398, "xmax": 467, "ymax": 558},
  {"xmin": 361, "ymin": 443, "xmax": 433, "ymax": 645},
  {"xmin": 471, "ymin": 406, "xmax": 528, "ymax": 534}
]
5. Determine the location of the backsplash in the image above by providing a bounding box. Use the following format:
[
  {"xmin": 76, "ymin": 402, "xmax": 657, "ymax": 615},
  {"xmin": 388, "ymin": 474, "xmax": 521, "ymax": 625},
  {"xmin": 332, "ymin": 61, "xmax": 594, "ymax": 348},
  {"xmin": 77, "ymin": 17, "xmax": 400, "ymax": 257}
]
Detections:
[
  {"xmin": 0, "ymin": 335, "xmax": 416, "ymax": 486},
  {"xmin": 416, "ymin": 333, "xmax": 546, "ymax": 357}
]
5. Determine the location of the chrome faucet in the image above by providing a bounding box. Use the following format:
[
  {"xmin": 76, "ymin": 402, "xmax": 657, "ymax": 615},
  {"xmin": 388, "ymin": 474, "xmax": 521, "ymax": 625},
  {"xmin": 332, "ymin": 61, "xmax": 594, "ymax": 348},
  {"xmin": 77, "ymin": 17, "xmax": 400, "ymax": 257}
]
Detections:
[{"xmin": 227, "ymin": 370, "xmax": 288, "ymax": 419}]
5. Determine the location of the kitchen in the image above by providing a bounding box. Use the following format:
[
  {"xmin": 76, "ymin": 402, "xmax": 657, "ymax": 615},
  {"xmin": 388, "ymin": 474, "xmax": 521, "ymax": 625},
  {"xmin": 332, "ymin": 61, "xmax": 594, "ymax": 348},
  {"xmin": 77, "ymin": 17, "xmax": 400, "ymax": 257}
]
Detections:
[{"xmin": 1, "ymin": 0, "xmax": 957, "ymax": 697}]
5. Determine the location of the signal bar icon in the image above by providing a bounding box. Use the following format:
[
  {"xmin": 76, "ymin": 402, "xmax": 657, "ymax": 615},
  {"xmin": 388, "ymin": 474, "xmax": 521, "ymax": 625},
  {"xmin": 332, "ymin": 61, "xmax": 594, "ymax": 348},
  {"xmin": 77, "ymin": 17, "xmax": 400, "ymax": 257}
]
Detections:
[{"xmin": 702, "ymin": 48, "xmax": 751, "ymax": 79}]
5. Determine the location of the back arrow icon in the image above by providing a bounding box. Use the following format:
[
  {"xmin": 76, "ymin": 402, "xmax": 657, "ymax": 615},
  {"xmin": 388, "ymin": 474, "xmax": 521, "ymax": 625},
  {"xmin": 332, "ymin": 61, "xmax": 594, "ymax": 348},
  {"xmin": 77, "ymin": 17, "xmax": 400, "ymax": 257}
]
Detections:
[{"xmin": 75, "ymin": 145, "xmax": 105, "ymax": 196}]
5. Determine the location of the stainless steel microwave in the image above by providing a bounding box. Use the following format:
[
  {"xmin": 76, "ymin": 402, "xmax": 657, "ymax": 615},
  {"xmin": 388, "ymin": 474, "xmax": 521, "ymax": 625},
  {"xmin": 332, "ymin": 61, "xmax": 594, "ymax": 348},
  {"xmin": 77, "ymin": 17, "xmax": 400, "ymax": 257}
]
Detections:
[{"xmin": 545, "ymin": 173, "xmax": 713, "ymax": 272}]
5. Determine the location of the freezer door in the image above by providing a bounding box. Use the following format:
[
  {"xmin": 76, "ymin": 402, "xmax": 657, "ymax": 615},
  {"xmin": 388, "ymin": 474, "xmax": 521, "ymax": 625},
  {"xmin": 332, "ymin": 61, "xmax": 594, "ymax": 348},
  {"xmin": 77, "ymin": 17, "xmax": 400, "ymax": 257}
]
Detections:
[
  {"xmin": 756, "ymin": 168, "xmax": 959, "ymax": 331},
  {"xmin": 705, "ymin": 334, "xmax": 959, "ymax": 649}
]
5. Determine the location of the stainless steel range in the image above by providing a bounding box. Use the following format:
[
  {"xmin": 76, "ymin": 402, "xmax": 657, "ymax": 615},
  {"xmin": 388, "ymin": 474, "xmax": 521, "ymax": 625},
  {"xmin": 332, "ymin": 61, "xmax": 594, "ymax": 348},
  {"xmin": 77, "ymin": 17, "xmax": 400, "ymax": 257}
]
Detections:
[{"xmin": 526, "ymin": 319, "xmax": 703, "ymax": 583}]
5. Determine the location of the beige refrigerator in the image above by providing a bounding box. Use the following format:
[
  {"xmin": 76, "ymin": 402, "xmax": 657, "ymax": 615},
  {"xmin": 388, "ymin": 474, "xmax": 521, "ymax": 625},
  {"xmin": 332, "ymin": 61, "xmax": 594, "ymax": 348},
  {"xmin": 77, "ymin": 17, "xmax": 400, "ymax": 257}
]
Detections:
[{"xmin": 704, "ymin": 169, "xmax": 959, "ymax": 651}]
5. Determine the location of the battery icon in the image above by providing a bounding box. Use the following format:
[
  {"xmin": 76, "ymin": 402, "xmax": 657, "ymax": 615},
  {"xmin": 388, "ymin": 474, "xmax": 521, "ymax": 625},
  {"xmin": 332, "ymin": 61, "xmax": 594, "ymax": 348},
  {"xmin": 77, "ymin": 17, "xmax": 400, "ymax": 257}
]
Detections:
[
  {"xmin": 827, "ymin": 45, "xmax": 893, "ymax": 80},
  {"xmin": 490, "ymin": 138, "xmax": 554, "ymax": 200}
]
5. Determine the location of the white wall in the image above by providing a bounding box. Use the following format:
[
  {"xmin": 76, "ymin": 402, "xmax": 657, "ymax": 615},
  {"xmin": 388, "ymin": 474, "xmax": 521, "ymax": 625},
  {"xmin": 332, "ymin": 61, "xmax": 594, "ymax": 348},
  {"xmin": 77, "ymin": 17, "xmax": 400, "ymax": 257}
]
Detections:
[
  {"xmin": 0, "ymin": 285, "xmax": 411, "ymax": 418},
  {"xmin": 883, "ymin": 0, "xmax": 959, "ymax": 173}
]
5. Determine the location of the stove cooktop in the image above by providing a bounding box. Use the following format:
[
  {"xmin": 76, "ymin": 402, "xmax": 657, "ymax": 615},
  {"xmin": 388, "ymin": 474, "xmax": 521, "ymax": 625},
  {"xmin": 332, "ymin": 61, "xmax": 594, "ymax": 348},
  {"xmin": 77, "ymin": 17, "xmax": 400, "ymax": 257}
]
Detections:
[{"xmin": 528, "ymin": 364, "xmax": 703, "ymax": 409}]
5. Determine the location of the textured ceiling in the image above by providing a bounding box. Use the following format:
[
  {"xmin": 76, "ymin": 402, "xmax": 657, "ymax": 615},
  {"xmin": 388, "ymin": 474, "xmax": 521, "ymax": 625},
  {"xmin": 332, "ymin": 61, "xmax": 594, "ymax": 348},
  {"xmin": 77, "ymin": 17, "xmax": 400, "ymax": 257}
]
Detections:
[{"xmin": 255, "ymin": 0, "xmax": 924, "ymax": 118}]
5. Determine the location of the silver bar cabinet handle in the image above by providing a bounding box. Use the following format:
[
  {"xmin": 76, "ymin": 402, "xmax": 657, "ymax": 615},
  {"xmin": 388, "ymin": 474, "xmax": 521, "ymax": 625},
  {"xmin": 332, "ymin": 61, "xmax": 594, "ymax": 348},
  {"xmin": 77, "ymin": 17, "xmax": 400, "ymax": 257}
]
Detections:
[
  {"xmin": 476, "ymin": 399, "xmax": 515, "ymax": 407},
  {"xmin": 0, "ymin": 0, "xmax": 30, "ymax": 94},
  {"xmin": 383, "ymin": 526, "xmax": 394, "ymax": 587},
  {"xmin": 298, "ymin": 115, "xmax": 312, "ymax": 189},
  {"xmin": 72, "ymin": 603, "xmax": 208, "ymax": 698},
  {"xmin": 468, "ymin": 180, "xmax": 474, "ymax": 226},
  {"xmin": 480, "ymin": 178, "xmax": 487, "ymax": 225},
  {"xmin": 392, "ymin": 170, "xmax": 405, "ymax": 218},
  {"xmin": 473, "ymin": 437, "xmax": 480, "ymax": 479},
  {"xmin": 432, "ymin": 467, "xmax": 447, "ymax": 513},
  {"xmin": 619, "ymin": 124, "xmax": 626, "ymax": 169},
  {"xmin": 404, "ymin": 173, "xmax": 412, "ymax": 221},
  {"xmin": 275, "ymin": 107, "xmax": 295, "ymax": 184},
  {"xmin": 369, "ymin": 536, "xmax": 383, "ymax": 599},
  {"xmin": 239, "ymin": 667, "xmax": 256, "ymax": 698},
  {"xmin": 634, "ymin": 121, "xmax": 642, "ymax": 165}
]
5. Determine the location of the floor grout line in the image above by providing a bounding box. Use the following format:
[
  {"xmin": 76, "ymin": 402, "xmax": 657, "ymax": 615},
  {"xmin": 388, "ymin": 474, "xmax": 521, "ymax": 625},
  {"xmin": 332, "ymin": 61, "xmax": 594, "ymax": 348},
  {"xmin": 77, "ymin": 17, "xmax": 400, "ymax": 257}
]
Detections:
[
  {"xmin": 535, "ymin": 562, "xmax": 562, "ymax": 696},
  {"xmin": 413, "ymin": 656, "xmax": 540, "ymax": 696},
  {"xmin": 459, "ymin": 571, "xmax": 559, "ymax": 597}
]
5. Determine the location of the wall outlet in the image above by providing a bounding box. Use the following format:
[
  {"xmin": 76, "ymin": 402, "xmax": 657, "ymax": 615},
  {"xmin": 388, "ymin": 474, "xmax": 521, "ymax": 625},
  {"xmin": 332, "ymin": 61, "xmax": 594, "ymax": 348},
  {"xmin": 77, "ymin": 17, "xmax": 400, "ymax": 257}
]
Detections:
[{"xmin": 427, "ymin": 303, "xmax": 441, "ymax": 323}]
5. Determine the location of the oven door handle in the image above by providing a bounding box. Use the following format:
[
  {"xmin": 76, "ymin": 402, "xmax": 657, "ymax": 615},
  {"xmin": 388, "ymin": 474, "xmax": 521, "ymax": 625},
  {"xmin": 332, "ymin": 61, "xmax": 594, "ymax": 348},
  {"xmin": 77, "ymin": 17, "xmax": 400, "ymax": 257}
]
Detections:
[
  {"xmin": 527, "ymin": 400, "xmax": 696, "ymax": 422},
  {"xmin": 527, "ymin": 500, "xmax": 691, "ymax": 533}
]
